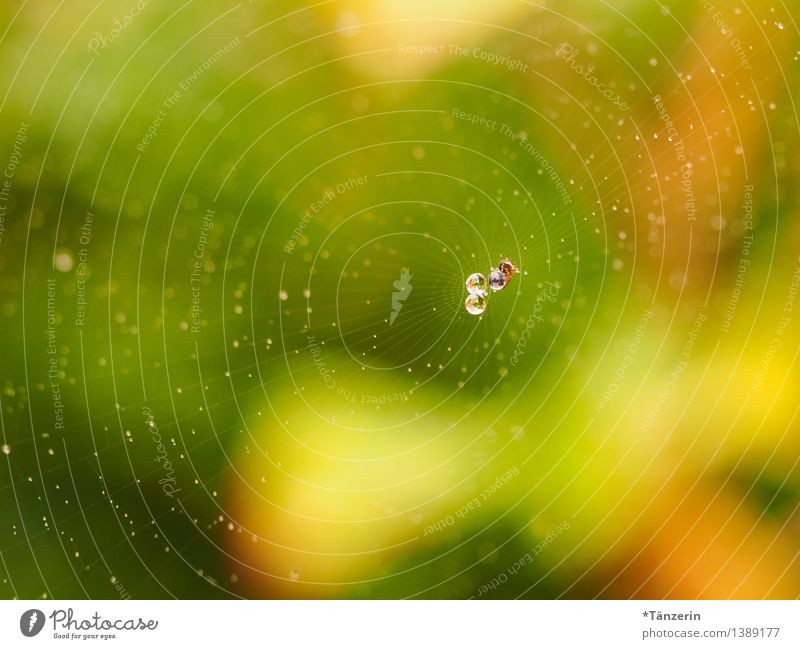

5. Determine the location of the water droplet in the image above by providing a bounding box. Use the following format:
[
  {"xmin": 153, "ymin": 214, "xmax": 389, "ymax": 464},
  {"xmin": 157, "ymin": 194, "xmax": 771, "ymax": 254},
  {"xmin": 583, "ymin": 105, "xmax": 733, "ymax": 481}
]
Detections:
[
  {"xmin": 465, "ymin": 272, "xmax": 488, "ymax": 296},
  {"xmin": 465, "ymin": 294, "xmax": 487, "ymax": 315},
  {"xmin": 488, "ymin": 270, "xmax": 507, "ymax": 291}
]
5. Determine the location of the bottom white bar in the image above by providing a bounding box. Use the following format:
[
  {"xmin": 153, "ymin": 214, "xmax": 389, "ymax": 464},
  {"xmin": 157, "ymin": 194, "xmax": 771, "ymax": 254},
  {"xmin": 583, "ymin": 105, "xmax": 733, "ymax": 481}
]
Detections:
[{"xmin": 1, "ymin": 600, "xmax": 797, "ymax": 648}]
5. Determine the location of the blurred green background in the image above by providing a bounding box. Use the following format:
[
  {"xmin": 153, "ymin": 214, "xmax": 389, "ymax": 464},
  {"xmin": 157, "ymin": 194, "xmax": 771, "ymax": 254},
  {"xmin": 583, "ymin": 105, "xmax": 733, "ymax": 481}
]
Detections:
[{"xmin": 1, "ymin": 0, "xmax": 799, "ymax": 599}]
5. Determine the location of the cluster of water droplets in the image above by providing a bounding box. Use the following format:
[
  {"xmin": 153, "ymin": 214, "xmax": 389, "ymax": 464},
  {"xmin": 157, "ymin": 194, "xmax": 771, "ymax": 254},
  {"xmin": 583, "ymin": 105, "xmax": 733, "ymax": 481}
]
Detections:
[{"xmin": 464, "ymin": 259, "xmax": 518, "ymax": 315}]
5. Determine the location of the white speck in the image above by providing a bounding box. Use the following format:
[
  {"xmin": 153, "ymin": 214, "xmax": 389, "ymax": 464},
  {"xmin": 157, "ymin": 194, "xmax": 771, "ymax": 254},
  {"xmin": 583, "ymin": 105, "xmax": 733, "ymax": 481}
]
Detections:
[
  {"xmin": 336, "ymin": 12, "xmax": 360, "ymax": 38},
  {"xmin": 54, "ymin": 251, "xmax": 74, "ymax": 272}
]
